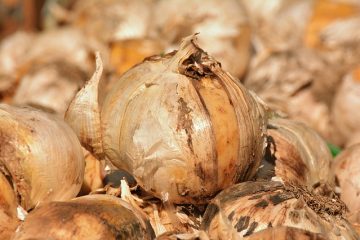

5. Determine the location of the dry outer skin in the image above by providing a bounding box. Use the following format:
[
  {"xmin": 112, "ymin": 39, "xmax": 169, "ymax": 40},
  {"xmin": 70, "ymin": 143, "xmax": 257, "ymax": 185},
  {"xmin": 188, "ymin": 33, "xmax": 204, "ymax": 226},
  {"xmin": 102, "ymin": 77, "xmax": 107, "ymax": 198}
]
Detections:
[
  {"xmin": 0, "ymin": 104, "xmax": 84, "ymax": 210},
  {"xmin": 152, "ymin": 0, "xmax": 251, "ymax": 79},
  {"xmin": 13, "ymin": 194, "xmax": 155, "ymax": 240},
  {"xmin": 332, "ymin": 144, "xmax": 360, "ymax": 223},
  {"xmin": 201, "ymin": 181, "xmax": 358, "ymax": 240},
  {"xmin": 0, "ymin": 171, "xmax": 19, "ymax": 240},
  {"xmin": 66, "ymin": 35, "xmax": 267, "ymax": 204},
  {"xmin": 256, "ymin": 118, "xmax": 334, "ymax": 193},
  {"xmin": 245, "ymin": 226, "xmax": 326, "ymax": 240}
]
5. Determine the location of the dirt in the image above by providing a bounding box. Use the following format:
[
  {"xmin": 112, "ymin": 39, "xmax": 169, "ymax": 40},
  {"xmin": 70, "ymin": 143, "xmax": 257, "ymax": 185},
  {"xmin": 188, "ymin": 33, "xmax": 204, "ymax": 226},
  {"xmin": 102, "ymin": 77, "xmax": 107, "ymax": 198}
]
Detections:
[
  {"xmin": 176, "ymin": 97, "xmax": 194, "ymax": 153},
  {"xmin": 178, "ymin": 40, "xmax": 220, "ymax": 81},
  {"xmin": 285, "ymin": 184, "xmax": 346, "ymax": 217}
]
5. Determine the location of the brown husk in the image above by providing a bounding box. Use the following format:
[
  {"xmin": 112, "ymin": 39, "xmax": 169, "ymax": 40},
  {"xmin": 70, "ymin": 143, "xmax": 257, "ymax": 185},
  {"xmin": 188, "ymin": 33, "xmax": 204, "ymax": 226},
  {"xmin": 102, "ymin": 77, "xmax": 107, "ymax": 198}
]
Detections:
[
  {"xmin": 201, "ymin": 181, "xmax": 357, "ymax": 240},
  {"xmin": 13, "ymin": 194, "xmax": 155, "ymax": 240}
]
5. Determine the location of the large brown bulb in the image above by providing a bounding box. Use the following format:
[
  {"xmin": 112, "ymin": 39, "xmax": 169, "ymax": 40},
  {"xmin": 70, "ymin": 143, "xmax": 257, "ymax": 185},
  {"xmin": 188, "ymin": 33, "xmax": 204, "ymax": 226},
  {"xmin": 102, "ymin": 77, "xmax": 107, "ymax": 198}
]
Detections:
[
  {"xmin": 0, "ymin": 104, "xmax": 84, "ymax": 210},
  {"xmin": 256, "ymin": 118, "xmax": 334, "ymax": 193},
  {"xmin": 201, "ymin": 181, "xmax": 358, "ymax": 240},
  {"xmin": 13, "ymin": 194, "xmax": 155, "ymax": 240},
  {"xmin": 66, "ymin": 35, "xmax": 267, "ymax": 204}
]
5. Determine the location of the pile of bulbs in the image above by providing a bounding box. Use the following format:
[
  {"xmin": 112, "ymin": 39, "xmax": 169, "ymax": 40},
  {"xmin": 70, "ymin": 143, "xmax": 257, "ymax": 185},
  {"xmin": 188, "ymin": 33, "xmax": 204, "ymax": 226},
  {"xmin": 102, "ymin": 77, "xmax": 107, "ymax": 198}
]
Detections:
[{"xmin": 1, "ymin": 0, "xmax": 360, "ymax": 239}]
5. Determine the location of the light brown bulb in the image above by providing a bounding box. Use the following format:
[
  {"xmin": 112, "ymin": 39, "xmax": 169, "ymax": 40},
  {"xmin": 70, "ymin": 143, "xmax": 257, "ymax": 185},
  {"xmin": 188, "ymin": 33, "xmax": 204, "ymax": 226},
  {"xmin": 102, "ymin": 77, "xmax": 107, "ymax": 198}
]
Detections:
[
  {"xmin": 201, "ymin": 181, "xmax": 358, "ymax": 240},
  {"xmin": 13, "ymin": 194, "xmax": 155, "ymax": 240},
  {"xmin": 66, "ymin": 35, "xmax": 267, "ymax": 204},
  {"xmin": 0, "ymin": 104, "xmax": 84, "ymax": 210},
  {"xmin": 256, "ymin": 118, "xmax": 334, "ymax": 193}
]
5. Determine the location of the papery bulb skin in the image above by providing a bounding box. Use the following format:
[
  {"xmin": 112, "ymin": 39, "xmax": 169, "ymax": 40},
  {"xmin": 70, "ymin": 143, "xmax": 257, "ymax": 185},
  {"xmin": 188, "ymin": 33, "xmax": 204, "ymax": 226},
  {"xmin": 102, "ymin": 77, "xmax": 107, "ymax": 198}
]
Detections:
[
  {"xmin": 0, "ymin": 104, "xmax": 84, "ymax": 210},
  {"xmin": 201, "ymin": 181, "xmax": 358, "ymax": 240},
  {"xmin": 66, "ymin": 35, "xmax": 267, "ymax": 204},
  {"xmin": 13, "ymin": 194, "xmax": 155, "ymax": 240},
  {"xmin": 256, "ymin": 118, "xmax": 334, "ymax": 194}
]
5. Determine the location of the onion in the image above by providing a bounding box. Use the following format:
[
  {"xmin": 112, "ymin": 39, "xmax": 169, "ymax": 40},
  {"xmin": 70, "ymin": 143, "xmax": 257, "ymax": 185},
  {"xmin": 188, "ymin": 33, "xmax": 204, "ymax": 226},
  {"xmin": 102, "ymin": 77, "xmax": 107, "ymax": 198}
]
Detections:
[
  {"xmin": 12, "ymin": 194, "xmax": 155, "ymax": 240},
  {"xmin": 201, "ymin": 181, "xmax": 358, "ymax": 240},
  {"xmin": 331, "ymin": 68, "xmax": 360, "ymax": 146},
  {"xmin": 256, "ymin": 118, "xmax": 334, "ymax": 193},
  {"xmin": 152, "ymin": 0, "xmax": 251, "ymax": 79},
  {"xmin": 332, "ymin": 144, "xmax": 360, "ymax": 224},
  {"xmin": 66, "ymin": 35, "xmax": 267, "ymax": 204},
  {"xmin": 0, "ymin": 171, "xmax": 19, "ymax": 240},
  {"xmin": 0, "ymin": 104, "xmax": 84, "ymax": 210}
]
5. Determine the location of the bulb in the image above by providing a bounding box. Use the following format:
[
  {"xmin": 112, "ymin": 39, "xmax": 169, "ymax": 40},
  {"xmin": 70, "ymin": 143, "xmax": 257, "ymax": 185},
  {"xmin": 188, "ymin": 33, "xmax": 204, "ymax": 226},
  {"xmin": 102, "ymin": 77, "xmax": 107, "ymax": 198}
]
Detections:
[
  {"xmin": 0, "ymin": 104, "xmax": 84, "ymax": 210},
  {"xmin": 66, "ymin": 35, "xmax": 267, "ymax": 204}
]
